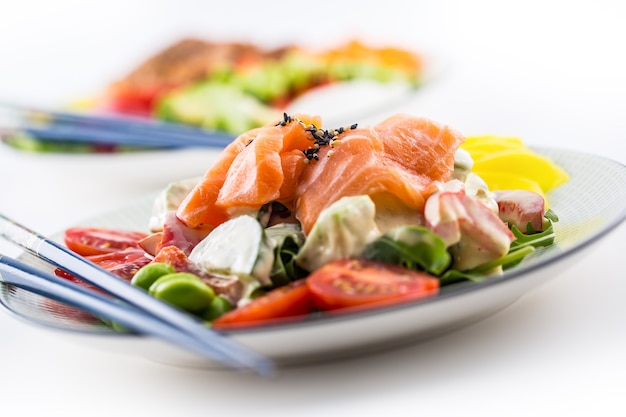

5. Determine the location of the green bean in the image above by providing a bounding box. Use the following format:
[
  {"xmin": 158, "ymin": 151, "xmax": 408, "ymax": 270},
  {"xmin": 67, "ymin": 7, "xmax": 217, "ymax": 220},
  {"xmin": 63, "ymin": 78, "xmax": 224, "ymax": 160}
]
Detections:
[
  {"xmin": 131, "ymin": 262, "xmax": 176, "ymax": 290},
  {"xmin": 149, "ymin": 272, "xmax": 215, "ymax": 312}
]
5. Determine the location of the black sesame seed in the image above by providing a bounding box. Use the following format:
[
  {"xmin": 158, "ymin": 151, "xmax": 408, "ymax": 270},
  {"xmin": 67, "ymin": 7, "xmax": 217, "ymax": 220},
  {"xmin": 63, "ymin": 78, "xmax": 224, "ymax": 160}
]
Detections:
[{"xmin": 272, "ymin": 113, "xmax": 357, "ymax": 161}]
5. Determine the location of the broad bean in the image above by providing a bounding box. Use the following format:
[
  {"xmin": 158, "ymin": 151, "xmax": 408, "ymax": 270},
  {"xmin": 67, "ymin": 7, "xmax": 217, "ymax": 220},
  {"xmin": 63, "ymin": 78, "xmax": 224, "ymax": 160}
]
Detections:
[
  {"xmin": 131, "ymin": 262, "xmax": 176, "ymax": 290},
  {"xmin": 201, "ymin": 296, "xmax": 233, "ymax": 321},
  {"xmin": 149, "ymin": 272, "xmax": 215, "ymax": 312}
]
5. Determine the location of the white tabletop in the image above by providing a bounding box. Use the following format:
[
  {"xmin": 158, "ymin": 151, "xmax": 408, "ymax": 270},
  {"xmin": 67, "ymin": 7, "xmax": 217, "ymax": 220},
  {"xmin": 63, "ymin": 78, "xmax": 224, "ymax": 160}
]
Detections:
[{"xmin": 1, "ymin": 1, "xmax": 625, "ymax": 416}]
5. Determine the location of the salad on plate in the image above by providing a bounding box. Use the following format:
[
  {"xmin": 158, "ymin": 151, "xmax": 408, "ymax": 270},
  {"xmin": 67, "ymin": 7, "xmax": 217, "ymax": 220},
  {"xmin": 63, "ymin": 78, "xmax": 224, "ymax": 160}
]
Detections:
[{"xmin": 55, "ymin": 113, "xmax": 569, "ymax": 330}]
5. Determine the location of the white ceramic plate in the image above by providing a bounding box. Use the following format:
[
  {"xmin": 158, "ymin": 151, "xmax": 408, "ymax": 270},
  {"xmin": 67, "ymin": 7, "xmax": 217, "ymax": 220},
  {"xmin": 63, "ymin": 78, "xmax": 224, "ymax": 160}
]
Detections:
[{"xmin": 1, "ymin": 147, "xmax": 625, "ymax": 368}]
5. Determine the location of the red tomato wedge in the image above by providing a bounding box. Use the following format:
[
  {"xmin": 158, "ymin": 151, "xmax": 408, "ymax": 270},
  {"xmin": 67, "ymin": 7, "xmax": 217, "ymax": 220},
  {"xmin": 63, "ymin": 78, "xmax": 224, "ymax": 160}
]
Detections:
[
  {"xmin": 64, "ymin": 227, "xmax": 148, "ymax": 256},
  {"xmin": 211, "ymin": 280, "xmax": 315, "ymax": 329},
  {"xmin": 306, "ymin": 259, "xmax": 439, "ymax": 311}
]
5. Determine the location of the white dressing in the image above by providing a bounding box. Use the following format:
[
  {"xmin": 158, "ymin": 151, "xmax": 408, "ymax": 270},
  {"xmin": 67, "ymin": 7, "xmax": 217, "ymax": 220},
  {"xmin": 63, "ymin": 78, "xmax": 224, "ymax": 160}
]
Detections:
[
  {"xmin": 452, "ymin": 148, "xmax": 474, "ymax": 182},
  {"xmin": 189, "ymin": 215, "xmax": 276, "ymax": 301}
]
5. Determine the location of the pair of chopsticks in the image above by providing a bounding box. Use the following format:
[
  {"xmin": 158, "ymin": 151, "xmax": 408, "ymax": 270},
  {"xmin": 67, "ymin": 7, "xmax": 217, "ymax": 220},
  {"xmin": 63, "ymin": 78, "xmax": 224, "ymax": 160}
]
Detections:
[
  {"xmin": 0, "ymin": 214, "xmax": 275, "ymax": 375},
  {"xmin": 0, "ymin": 103, "xmax": 235, "ymax": 149}
]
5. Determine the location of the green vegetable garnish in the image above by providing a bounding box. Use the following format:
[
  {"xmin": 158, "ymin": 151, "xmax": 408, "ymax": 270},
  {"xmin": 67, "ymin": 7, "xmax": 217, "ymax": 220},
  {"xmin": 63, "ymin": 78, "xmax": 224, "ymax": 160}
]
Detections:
[
  {"xmin": 359, "ymin": 211, "xmax": 559, "ymax": 287},
  {"xmin": 360, "ymin": 225, "xmax": 451, "ymax": 275},
  {"xmin": 265, "ymin": 223, "xmax": 307, "ymax": 287},
  {"xmin": 460, "ymin": 211, "xmax": 559, "ymax": 278}
]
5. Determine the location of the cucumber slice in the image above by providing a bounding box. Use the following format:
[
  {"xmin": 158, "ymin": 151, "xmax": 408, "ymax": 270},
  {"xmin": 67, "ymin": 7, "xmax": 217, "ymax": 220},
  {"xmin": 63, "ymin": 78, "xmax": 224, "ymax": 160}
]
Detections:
[
  {"xmin": 188, "ymin": 215, "xmax": 275, "ymax": 290},
  {"xmin": 295, "ymin": 195, "xmax": 381, "ymax": 272}
]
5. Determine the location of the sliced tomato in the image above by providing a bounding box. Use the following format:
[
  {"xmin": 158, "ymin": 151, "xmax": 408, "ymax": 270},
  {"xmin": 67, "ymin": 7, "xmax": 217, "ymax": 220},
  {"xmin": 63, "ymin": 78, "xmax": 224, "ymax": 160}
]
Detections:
[
  {"xmin": 54, "ymin": 268, "xmax": 102, "ymax": 293},
  {"xmin": 55, "ymin": 248, "xmax": 151, "ymax": 283},
  {"xmin": 41, "ymin": 297, "xmax": 103, "ymax": 324},
  {"xmin": 211, "ymin": 280, "xmax": 315, "ymax": 329},
  {"xmin": 306, "ymin": 259, "xmax": 439, "ymax": 311},
  {"xmin": 86, "ymin": 248, "xmax": 152, "ymax": 280},
  {"xmin": 64, "ymin": 227, "xmax": 148, "ymax": 256}
]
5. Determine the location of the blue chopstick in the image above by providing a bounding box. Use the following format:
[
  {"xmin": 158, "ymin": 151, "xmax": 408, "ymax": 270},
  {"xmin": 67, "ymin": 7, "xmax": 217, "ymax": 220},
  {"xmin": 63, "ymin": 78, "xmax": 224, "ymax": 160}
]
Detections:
[
  {"xmin": 0, "ymin": 255, "xmax": 270, "ymax": 372},
  {"xmin": 0, "ymin": 213, "xmax": 274, "ymax": 375},
  {"xmin": 20, "ymin": 124, "xmax": 234, "ymax": 149},
  {"xmin": 1, "ymin": 104, "xmax": 236, "ymax": 149}
]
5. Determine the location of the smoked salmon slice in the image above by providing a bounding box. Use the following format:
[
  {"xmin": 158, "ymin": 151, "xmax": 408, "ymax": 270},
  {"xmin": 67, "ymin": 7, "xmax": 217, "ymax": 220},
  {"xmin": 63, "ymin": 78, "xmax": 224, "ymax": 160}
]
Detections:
[
  {"xmin": 294, "ymin": 114, "xmax": 465, "ymax": 234},
  {"xmin": 176, "ymin": 113, "xmax": 464, "ymax": 236},
  {"xmin": 176, "ymin": 114, "xmax": 319, "ymax": 228}
]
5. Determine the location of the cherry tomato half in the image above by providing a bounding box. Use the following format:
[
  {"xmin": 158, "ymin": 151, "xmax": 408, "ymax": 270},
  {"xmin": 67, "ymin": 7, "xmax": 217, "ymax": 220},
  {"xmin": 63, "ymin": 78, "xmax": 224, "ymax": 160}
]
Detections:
[
  {"xmin": 211, "ymin": 280, "xmax": 315, "ymax": 329},
  {"xmin": 64, "ymin": 227, "xmax": 148, "ymax": 257},
  {"xmin": 306, "ymin": 259, "xmax": 439, "ymax": 311}
]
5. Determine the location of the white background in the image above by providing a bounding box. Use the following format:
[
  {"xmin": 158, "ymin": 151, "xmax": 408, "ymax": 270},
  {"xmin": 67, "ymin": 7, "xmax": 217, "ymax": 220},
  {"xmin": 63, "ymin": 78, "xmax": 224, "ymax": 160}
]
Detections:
[{"xmin": 1, "ymin": 1, "xmax": 625, "ymax": 416}]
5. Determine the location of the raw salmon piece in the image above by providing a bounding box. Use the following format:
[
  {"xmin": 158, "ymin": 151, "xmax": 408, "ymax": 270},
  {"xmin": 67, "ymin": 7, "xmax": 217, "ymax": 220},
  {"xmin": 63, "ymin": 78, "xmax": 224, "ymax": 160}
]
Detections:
[
  {"xmin": 176, "ymin": 114, "xmax": 319, "ymax": 228},
  {"xmin": 294, "ymin": 114, "xmax": 464, "ymax": 235},
  {"xmin": 215, "ymin": 126, "xmax": 285, "ymax": 216},
  {"xmin": 375, "ymin": 114, "xmax": 463, "ymax": 185},
  {"xmin": 175, "ymin": 129, "xmax": 252, "ymax": 228},
  {"xmin": 278, "ymin": 149, "xmax": 309, "ymax": 204},
  {"xmin": 177, "ymin": 113, "xmax": 462, "ymax": 234}
]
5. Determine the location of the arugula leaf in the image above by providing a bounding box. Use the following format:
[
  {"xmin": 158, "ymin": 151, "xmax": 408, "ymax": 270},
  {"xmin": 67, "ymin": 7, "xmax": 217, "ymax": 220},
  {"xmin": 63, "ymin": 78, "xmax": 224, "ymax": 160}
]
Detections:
[
  {"xmin": 439, "ymin": 268, "xmax": 488, "ymax": 286},
  {"xmin": 543, "ymin": 208, "xmax": 559, "ymax": 223},
  {"xmin": 471, "ymin": 245, "xmax": 536, "ymax": 273},
  {"xmin": 360, "ymin": 225, "xmax": 451, "ymax": 275},
  {"xmin": 265, "ymin": 223, "xmax": 307, "ymax": 286},
  {"xmin": 509, "ymin": 220, "xmax": 556, "ymax": 252}
]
